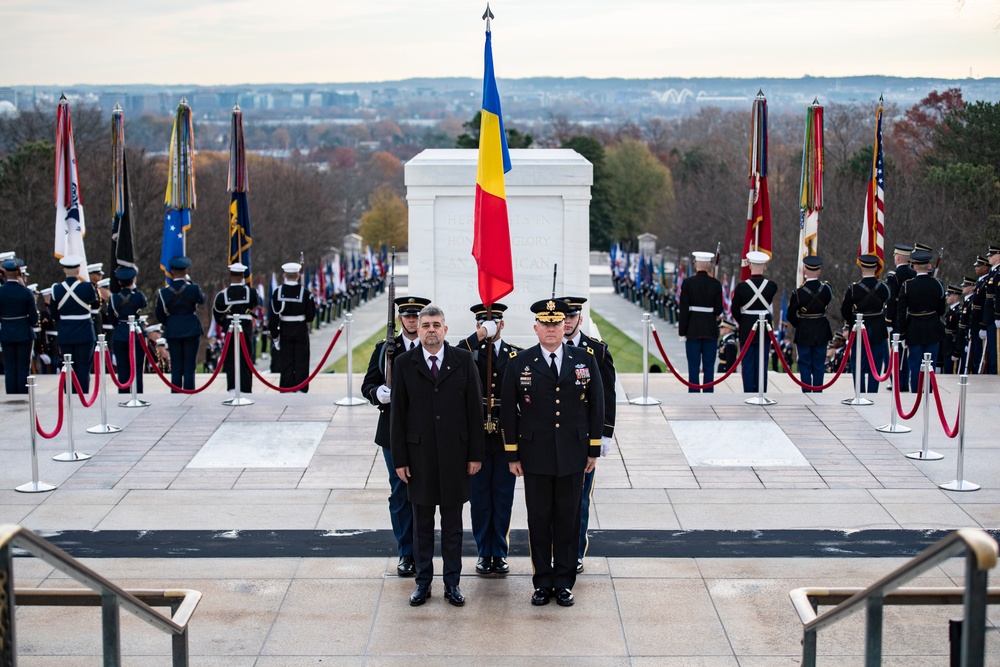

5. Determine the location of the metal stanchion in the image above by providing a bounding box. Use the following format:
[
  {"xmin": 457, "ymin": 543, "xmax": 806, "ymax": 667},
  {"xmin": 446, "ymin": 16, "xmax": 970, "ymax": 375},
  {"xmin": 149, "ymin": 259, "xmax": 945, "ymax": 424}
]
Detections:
[
  {"xmin": 940, "ymin": 374, "xmax": 979, "ymax": 491},
  {"xmin": 335, "ymin": 312, "xmax": 365, "ymax": 406},
  {"xmin": 15, "ymin": 375, "xmax": 57, "ymax": 493},
  {"xmin": 223, "ymin": 315, "xmax": 254, "ymax": 406},
  {"xmin": 87, "ymin": 334, "xmax": 121, "ymax": 434},
  {"xmin": 876, "ymin": 333, "xmax": 911, "ymax": 433},
  {"xmin": 906, "ymin": 353, "xmax": 943, "ymax": 461},
  {"xmin": 630, "ymin": 313, "xmax": 660, "ymax": 405},
  {"xmin": 53, "ymin": 354, "xmax": 91, "ymax": 462},
  {"xmin": 119, "ymin": 317, "xmax": 150, "ymax": 408},
  {"xmin": 842, "ymin": 314, "xmax": 874, "ymax": 406},
  {"xmin": 745, "ymin": 314, "xmax": 776, "ymax": 406}
]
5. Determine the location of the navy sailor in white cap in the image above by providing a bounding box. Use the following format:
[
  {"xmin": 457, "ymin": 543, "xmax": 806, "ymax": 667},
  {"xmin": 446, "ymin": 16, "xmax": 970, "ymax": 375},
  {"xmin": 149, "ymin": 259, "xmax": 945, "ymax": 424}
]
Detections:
[
  {"xmin": 213, "ymin": 262, "xmax": 259, "ymax": 394},
  {"xmin": 51, "ymin": 255, "xmax": 99, "ymax": 394},
  {"xmin": 0, "ymin": 257, "xmax": 38, "ymax": 394},
  {"xmin": 269, "ymin": 262, "xmax": 316, "ymax": 392}
]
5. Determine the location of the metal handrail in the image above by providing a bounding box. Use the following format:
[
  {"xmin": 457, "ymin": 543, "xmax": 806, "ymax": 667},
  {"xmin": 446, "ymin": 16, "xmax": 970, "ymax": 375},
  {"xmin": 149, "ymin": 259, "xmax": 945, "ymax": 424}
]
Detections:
[
  {"xmin": 789, "ymin": 528, "xmax": 998, "ymax": 667},
  {"xmin": 1, "ymin": 523, "xmax": 201, "ymax": 665}
]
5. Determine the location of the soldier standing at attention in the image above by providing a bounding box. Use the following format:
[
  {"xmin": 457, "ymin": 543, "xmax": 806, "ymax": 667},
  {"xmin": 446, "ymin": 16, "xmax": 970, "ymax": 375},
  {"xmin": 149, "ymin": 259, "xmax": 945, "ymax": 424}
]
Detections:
[
  {"xmin": 941, "ymin": 284, "xmax": 964, "ymax": 374},
  {"xmin": 731, "ymin": 251, "xmax": 777, "ymax": 393},
  {"xmin": 52, "ymin": 255, "xmax": 99, "ymax": 394},
  {"xmin": 501, "ymin": 299, "xmax": 604, "ymax": 608},
  {"xmin": 884, "ymin": 244, "xmax": 916, "ymax": 387},
  {"xmin": 786, "ymin": 256, "xmax": 833, "ymax": 393},
  {"xmin": 458, "ymin": 302, "xmax": 519, "ymax": 577},
  {"xmin": 155, "ymin": 256, "xmax": 205, "ymax": 392},
  {"xmin": 0, "ymin": 258, "xmax": 38, "ymax": 394},
  {"xmin": 558, "ymin": 295, "xmax": 615, "ymax": 574},
  {"xmin": 968, "ymin": 256, "xmax": 990, "ymax": 371},
  {"xmin": 108, "ymin": 266, "xmax": 147, "ymax": 393},
  {"xmin": 983, "ymin": 244, "xmax": 1000, "ymax": 375},
  {"xmin": 361, "ymin": 295, "xmax": 429, "ymax": 578},
  {"xmin": 678, "ymin": 251, "xmax": 724, "ymax": 393},
  {"xmin": 213, "ymin": 262, "xmax": 258, "ymax": 395},
  {"xmin": 269, "ymin": 262, "xmax": 316, "ymax": 392},
  {"xmin": 717, "ymin": 319, "xmax": 738, "ymax": 373},
  {"xmin": 897, "ymin": 249, "xmax": 946, "ymax": 392},
  {"xmin": 840, "ymin": 255, "xmax": 891, "ymax": 393}
]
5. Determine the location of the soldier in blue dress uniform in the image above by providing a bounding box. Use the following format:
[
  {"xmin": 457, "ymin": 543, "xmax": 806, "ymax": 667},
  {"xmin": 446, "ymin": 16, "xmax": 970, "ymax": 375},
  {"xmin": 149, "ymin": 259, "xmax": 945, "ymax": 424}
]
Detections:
[
  {"xmin": 0, "ymin": 258, "xmax": 38, "ymax": 394},
  {"xmin": 840, "ymin": 254, "xmax": 891, "ymax": 393},
  {"xmin": 108, "ymin": 266, "xmax": 147, "ymax": 393},
  {"xmin": 155, "ymin": 256, "xmax": 206, "ymax": 391},
  {"xmin": 52, "ymin": 255, "xmax": 99, "ymax": 394},
  {"xmin": 786, "ymin": 256, "xmax": 833, "ymax": 392},
  {"xmin": 897, "ymin": 249, "xmax": 946, "ymax": 392}
]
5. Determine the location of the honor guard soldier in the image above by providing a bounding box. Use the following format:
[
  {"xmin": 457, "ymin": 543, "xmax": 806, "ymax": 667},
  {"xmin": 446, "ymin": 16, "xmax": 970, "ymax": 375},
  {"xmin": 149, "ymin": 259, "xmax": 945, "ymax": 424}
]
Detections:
[
  {"xmin": 38, "ymin": 287, "xmax": 59, "ymax": 373},
  {"xmin": 213, "ymin": 263, "xmax": 259, "ymax": 394},
  {"xmin": 155, "ymin": 256, "xmax": 206, "ymax": 391},
  {"xmin": 786, "ymin": 256, "xmax": 833, "ymax": 392},
  {"xmin": 941, "ymin": 284, "xmax": 964, "ymax": 374},
  {"xmin": 731, "ymin": 251, "xmax": 777, "ymax": 393},
  {"xmin": 717, "ymin": 319, "xmax": 738, "ymax": 373},
  {"xmin": 840, "ymin": 254, "xmax": 891, "ymax": 393},
  {"xmin": 959, "ymin": 275, "xmax": 977, "ymax": 372},
  {"xmin": 0, "ymin": 258, "xmax": 38, "ymax": 394},
  {"xmin": 983, "ymin": 244, "xmax": 1000, "ymax": 374},
  {"xmin": 361, "ymin": 295, "xmax": 430, "ymax": 577},
  {"xmin": 96, "ymin": 278, "xmax": 114, "ymax": 341},
  {"xmin": 501, "ymin": 299, "xmax": 604, "ymax": 608},
  {"xmin": 87, "ymin": 263, "xmax": 105, "ymax": 338},
  {"xmin": 457, "ymin": 302, "xmax": 519, "ymax": 577},
  {"xmin": 269, "ymin": 262, "xmax": 316, "ymax": 392},
  {"xmin": 678, "ymin": 251, "xmax": 724, "ymax": 393},
  {"xmin": 897, "ymin": 249, "xmax": 946, "ymax": 391},
  {"xmin": 826, "ymin": 330, "xmax": 848, "ymax": 373},
  {"xmin": 969, "ymin": 255, "xmax": 990, "ymax": 371},
  {"xmin": 52, "ymin": 255, "xmax": 99, "ymax": 393},
  {"xmin": 558, "ymin": 295, "xmax": 615, "ymax": 574},
  {"xmin": 108, "ymin": 266, "xmax": 147, "ymax": 393},
  {"xmin": 884, "ymin": 244, "xmax": 916, "ymax": 383}
]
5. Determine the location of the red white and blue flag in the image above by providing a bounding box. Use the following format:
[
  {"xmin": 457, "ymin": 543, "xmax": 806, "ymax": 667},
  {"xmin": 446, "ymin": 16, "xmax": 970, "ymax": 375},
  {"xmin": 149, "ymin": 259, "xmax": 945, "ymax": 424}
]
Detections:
[
  {"xmin": 54, "ymin": 95, "xmax": 88, "ymax": 276},
  {"xmin": 857, "ymin": 102, "xmax": 885, "ymax": 276}
]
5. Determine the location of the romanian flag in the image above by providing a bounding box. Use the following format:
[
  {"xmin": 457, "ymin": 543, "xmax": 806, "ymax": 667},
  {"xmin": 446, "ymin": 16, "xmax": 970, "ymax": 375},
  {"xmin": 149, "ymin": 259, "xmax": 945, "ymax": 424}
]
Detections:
[{"xmin": 471, "ymin": 28, "xmax": 514, "ymax": 307}]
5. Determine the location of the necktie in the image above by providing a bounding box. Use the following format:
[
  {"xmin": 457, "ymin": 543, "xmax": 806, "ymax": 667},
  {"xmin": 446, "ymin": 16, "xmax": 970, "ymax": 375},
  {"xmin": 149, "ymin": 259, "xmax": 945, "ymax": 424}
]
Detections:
[
  {"xmin": 549, "ymin": 353, "xmax": 558, "ymax": 377},
  {"xmin": 409, "ymin": 341, "xmax": 415, "ymax": 350},
  {"xmin": 566, "ymin": 340, "xmax": 574, "ymax": 346},
  {"xmin": 429, "ymin": 355, "xmax": 439, "ymax": 379}
]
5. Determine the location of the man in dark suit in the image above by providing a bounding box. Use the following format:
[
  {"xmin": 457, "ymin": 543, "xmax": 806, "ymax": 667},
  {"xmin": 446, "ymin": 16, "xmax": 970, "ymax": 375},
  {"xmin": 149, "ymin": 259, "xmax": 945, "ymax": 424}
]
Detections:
[
  {"xmin": 108, "ymin": 266, "xmax": 147, "ymax": 393},
  {"xmin": 52, "ymin": 255, "xmax": 99, "ymax": 394},
  {"xmin": 268, "ymin": 262, "xmax": 316, "ymax": 392},
  {"xmin": 786, "ymin": 256, "xmax": 833, "ymax": 392},
  {"xmin": 155, "ymin": 256, "xmax": 206, "ymax": 391},
  {"xmin": 557, "ymin": 295, "xmax": 615, "ymax": 574},
  {"xmin": 678, "ymin": 251, "xmax": 724, "ymax": 393},
  {"xmin": 457, "ymin": 302, "xmax": 519, "ymax": 577},
  {"xmin": 731, "ymin": 251, "xmax": 778, "ymax": 393},
  {"xmin": 897, "ymin": 249, "xmax": 946, "ymax": 392},
  {"xmin": 840, "ymin": 254, "xmax": 891, "ymax": 393},
  {"xmin": 390, "ymin": 305, "xmax": 484, "ymax": 608},
  {"xmin": 0, "ymin": 258, "xmax": 38, "ymax": 394},
  {"xmin": 501, "ymin": 299, "xmax": 604, "ymax": 608},
  {"xmin": 213, "ymin": 262, "xmax": 259, "ymax": 394},
  {"xmin": 362, "ymin": 295, "xmax": 429, "ymax": 578}
]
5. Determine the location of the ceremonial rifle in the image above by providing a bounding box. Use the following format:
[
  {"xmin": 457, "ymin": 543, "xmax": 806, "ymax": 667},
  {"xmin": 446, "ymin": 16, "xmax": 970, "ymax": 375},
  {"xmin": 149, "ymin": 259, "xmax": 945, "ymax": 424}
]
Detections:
[
  {"xmin": 551, "ymin": 263, "xmax": 558, "ymax": 299},
  {"xmin": 383, "ymin": 247, "xmax": 397, "ymax": 388},
  {"xmin": 713, "ymin": 241, "xmax": 722, "ymax": 277}
]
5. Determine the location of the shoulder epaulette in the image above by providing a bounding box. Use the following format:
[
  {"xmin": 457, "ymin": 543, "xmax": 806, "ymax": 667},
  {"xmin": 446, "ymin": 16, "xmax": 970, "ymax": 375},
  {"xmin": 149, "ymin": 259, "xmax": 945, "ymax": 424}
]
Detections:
[
  {"xmin": 586, "ymin": 346, "xmax": 595, "ymax": 355},
  {"xmin": 509, "ymin": 350, "xmax": 518, "ymax": 359},
  {"xmin": 508, "ymin": 343, "xmax": 524, "ymax": 351}
]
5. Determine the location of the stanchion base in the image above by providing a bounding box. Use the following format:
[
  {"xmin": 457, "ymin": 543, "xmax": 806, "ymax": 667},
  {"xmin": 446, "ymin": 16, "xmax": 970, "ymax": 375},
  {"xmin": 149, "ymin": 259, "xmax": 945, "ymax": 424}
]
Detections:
[
  {"xmin": 940, "ymin": 479, "xmax": 981, "ymax": 492},
  {"xmin": 335, "ymin": 396, "xmax": 367, "ymax": 406},
  {"xmin": 841, "ymin": 397, "xmax": 875, "ymax": 406},
  {"xmin": 119, "ymin": 399, "xmax": 151, "ymax": 408},
  {"xmin": 86, "ymin": 424, "xmax": 122, "ymax": 434},
  {"xmin": 875, "ymin": 423, "xmax": 912, "ymax": 433},
  {"xmin": 905, "ymin": 450, "xmax": 944, "ymax": 461},
  {"xmin": 15, "ymin": 481, "xmax": 57, "ymax": 493},
  {"xmin": 222, "ymin": 397, "xmax": 255, "ymax": 406},
  {"xmin": 629, "ymin": 397, "xmax": 661, "ymax": 405},
  {"xmin": 744, "ymin": 396, "xmax": 777, "ymax": 406},
  {"xmin": 53, "ymin": 451, "xmax": 92, "ymax": 462}
]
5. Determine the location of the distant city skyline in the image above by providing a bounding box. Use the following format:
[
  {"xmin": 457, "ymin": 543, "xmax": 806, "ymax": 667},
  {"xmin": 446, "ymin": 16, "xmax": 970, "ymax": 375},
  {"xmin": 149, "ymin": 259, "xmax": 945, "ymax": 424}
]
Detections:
[{"xmin": 4, "ymin": 0, "xmax": 999, "ymax": 86}]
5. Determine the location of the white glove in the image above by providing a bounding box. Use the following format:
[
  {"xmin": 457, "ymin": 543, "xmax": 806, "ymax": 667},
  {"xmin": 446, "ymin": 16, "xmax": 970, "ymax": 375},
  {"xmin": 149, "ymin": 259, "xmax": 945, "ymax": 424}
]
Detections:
[
  {"xmin": 886, "ymin": 326, "xmax": 893, "ymax": 335},
  {"xmin": 995, "ymin": 320, "xmax": 1000, "ymax": 330},
  {"xmin": 481, "ymin": 320, "xmax": 498, "ymax": 338},
  {"xmin": 39, "ymin": 353, "xmax": 51, "ymax": 365},
  {"xmin": 980, "ymin": 330, "xmax": 987, "ymax": 341},
  {"xmin": 600, "ymin": 436, "xmax": 613, "ymax": 457},
  {"xmin": 376, "ymin": 385, "xmax": 391, "ymax": 404},
  {"xmin": 272, "ymin": 337, "xmax": 281, "ymax": 350}
]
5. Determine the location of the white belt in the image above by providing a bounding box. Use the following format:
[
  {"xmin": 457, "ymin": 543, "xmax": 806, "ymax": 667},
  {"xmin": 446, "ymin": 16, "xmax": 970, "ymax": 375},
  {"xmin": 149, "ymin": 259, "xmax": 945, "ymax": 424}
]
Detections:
[
  {"xmin": 60, "ymin": 314, "xmax": 92, "ymax": 320},
  {"xmin": 688, "ymin": 306, "xmax": 714, "ymax": 313},
  {"xmin": 102, "ymin": 324, "xmax": 114, "ymax": 330},
  {"xmin": 45, "ymin": 331, "xmax": 58, "ymax": 336},
  {"xmin": 280, "ymin": 315, "xmax": 306, "ymax": 322},
  {"xmin": 742, "ymin": 309, "xmax": 770, "ymax": 316},
  {"xmin": 1, "ymin": 315, "xmax": 27, "ymax": 320}
]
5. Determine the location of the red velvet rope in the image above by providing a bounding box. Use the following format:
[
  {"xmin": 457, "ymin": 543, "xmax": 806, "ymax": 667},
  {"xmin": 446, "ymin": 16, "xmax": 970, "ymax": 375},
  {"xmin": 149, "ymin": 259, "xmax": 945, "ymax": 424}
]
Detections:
[
  {"xmin": 767, "ymin": 327, "xmax": 856, "ymax": 391},
  {"xmin": 139, "ymin": 331, "xmax": 231, "ymax": 394},
  {"xmin": 892, "ymin": 360, "xmax": 923, "ymax": 420},
  {"xmin": 241, "ymin": 325, "xmax": 343, "ymax": 392},
  {"xmin": 70, "ymin": 351, "xmax": 101, "ymax": 407},
  {"xmin": 105, "ymin": 331, "xmax": 138, "ymax": 390},
  {"xmin": 35, "ymin": 373, "xmax": 67, "ymax": 439},
  {"xmin": 860, "ymin": 328, "xmax": 893, "ymax": 382},
  {"xmin": 929, "ymin": 373, "xmax": 961, "ymax": 438},
  {"xmin": 650, "ymin": 325, "xmax": 757, "ymax": 389}
]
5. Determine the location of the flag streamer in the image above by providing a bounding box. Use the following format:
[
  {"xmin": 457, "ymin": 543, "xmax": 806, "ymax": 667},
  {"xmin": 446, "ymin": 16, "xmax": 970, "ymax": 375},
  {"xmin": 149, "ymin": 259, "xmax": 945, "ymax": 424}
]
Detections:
[
  {"xmin": 857, "ymin": 102, "xmax": 886, "ymax": 277},
  {"xmin": 160, "ymin": 98, "xmax": 196, "ymax": 276},
  {"xmin": 796, "ymin": 102, "xmax": 824, "ymax": 286},
  {"xmin": 228, "ymin": 104, "xmax": 252, "ymax": 282},
  {"xmin": 110, "ymin": 103, "xmax": 136, "ymax": 284},
  {"xmin": 741, "ymin": 92, "xmax": 772, "ymax": 280}
]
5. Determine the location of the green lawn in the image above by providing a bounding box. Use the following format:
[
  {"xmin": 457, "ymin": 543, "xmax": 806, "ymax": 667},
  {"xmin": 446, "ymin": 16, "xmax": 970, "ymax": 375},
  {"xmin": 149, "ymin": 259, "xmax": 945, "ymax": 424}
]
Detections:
[
  {"xmin": 591, "ymin": 311, "xmax": 659, "ymax": 373},
  {"xmin": 325, "ymin": 327, "xmax": 384, "ymax": 374}
]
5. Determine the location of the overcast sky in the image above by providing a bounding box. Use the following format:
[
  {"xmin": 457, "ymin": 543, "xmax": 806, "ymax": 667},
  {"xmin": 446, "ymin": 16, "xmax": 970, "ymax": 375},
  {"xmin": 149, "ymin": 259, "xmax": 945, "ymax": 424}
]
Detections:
[{"xmin": 3, "ymin": 0, "xmax": 998, "ymax": 85}]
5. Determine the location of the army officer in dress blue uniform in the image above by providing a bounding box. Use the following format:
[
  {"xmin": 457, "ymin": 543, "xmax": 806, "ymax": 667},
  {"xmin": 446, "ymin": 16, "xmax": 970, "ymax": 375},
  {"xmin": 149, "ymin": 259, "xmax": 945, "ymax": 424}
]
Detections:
[
  {"xmin": 155, "ymin": 256, "xmax": 206, "ymax": 391},
  {"xmin": 52, "ymin": 255, "xmax": 99, "ymax": 394},
  {"xmin": 457, "ymin": 302, "xmax": 519, "ymax": 577},
  {"xmin": 0, "ymin": 258, "xmax": 38, "ymax": 394},
  {"xmin": 501, "ymin": 299, "xmax": 604, "ymax": 608},
  {"xmin": 786, "ymin": 256, "xmax": 833, "ymax": 393},
  {"xmin": 897, "ymin": 249, "xmax": 946, "ymax": 392},
  {"xmin": 840, "ymin": 254, "xmax": 891, "ymax": 393},
  {"xmin": 108, "ymin": 266, "xmax": 147, "ymax": 393}
]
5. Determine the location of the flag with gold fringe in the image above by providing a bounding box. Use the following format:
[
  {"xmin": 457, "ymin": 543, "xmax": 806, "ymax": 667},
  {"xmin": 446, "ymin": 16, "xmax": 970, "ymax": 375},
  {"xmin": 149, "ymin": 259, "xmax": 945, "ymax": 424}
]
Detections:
[
  {"xmin": 160, "ymin": 98, "xmax": 196, "ymax": 277},
  {"xmin": 228, "ymin": 104, "xmax": 252, "ymax": 283}
]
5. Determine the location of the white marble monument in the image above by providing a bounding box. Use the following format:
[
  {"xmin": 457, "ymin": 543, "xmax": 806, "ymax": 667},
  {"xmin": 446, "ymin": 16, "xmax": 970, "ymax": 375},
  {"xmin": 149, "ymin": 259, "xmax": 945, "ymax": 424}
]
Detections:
[{"xmin": 404, "ymin": 148, "xmax": 592, "ymax": 347}]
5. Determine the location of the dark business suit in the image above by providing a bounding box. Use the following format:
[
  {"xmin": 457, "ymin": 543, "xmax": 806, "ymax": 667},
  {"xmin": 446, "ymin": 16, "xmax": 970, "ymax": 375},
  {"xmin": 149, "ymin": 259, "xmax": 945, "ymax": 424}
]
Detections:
[
  {"xmin": 155, "ymin": 278, "xmax": 206, "ymax": 391},
  {"xmin": 0, "ymin": 281, "xmax": 38, "ymax": 394},
  {"xmin": 786, "ymin": 279, "xmax": 833, "ymax": 392},
  {"xmin": 678, "ymin": 270, "xmax": 724, "ymax": 393},
  {"xmin": 389, "ymin": 343, "xmax": 484, "ymax": 588},
  {"xmin": 897, "ymin": 274, "xmax": 946, "ymax": 392},
  {"xmin": 52, "ymin": 277, "xmax": 98, "ymax": 394},
  {"xmin": 213, "ymin": 283, "xmax": 259, "ymax": 392},
  {"xmin": 840, "ymin": 276, "xmax": 890, "ymax": 393},
  {"xmin": 108, "ymin": 287, "xmax": 147, "ymax": 393},
  {"xmin": 501, "ymin": 343, "xmax": 604, "ymax": 591}
]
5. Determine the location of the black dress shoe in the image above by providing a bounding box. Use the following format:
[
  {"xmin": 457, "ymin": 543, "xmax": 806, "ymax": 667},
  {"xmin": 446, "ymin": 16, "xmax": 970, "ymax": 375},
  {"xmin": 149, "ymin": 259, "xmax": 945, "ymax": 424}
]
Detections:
[
  {"xmin": 444, "ymin": 584, "xmax": 465, "ymax": 607},
  {"xmin": 576, "ymin": 558, "xmax": 584, "ymax": 573},
  {"xmin": 397, "ymin": 556, "xmax": 415, "ymax": 577},
  {"xmin": 476, "ymin": 557, "xmax": 491, "ymax": 576},
  {"xmin": 555, "ymin": 587, "xmax": 574, "ymax": 607},
  {"xmin": 530, "ymin": 587, "xmax": 551, "ymax": 606},
  {"xmin": 492, "ymin": 557, "xmax": 509, "ymax": 576},
  {"xmin": 409, "ymin": 584, "xmax": 431, "ymax": 606}
]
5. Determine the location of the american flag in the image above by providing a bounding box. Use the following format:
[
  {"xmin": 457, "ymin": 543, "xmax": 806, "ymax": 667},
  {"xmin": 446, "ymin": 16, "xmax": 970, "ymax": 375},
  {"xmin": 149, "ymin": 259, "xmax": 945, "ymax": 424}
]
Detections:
[{"xmin": 857, "ymin": 102, "xmax": 885, "ymax": 276}]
